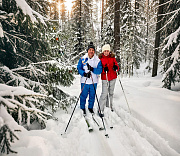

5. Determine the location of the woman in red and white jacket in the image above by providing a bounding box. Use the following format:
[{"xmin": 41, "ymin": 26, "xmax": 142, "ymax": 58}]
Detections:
[{"xmin": 98, "ymin": 44, "xmax": 119, "ymax": 117}]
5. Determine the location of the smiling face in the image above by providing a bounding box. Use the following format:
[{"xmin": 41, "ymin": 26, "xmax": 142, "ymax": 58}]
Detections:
[
  {"xmin": 103, "ymin": 50, "xmax": 110, "ymax": 56},
  {"xmin": 88, "ymin": 48, "xmax": 95, "ymax": 58}
]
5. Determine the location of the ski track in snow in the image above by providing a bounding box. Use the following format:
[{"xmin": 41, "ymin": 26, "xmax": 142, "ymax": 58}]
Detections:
[
  {"xmin": 4, "ymin": 75, "xmax": 180, "ymax": 156},
  {"xmin": 114, "ymin": 77, "xmax": 180, "ymax": 154},
  {"xmin": 34, "ymin": 106, "xmax": 178, "ymax": 156},
  {"xmin": 4, "ymin": 107, "xmax": 179, "ymax": 156}
]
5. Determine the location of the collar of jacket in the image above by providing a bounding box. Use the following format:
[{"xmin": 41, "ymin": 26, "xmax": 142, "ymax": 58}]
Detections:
[{"xmin": 102, "ymin": 53, "xmax": 110, "ymax": 58}]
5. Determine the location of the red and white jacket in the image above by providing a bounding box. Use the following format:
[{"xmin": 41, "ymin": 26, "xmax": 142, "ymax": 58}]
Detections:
[{"xmin": 99, "ymin": 53, "xmax": 119, "ymax": 81}]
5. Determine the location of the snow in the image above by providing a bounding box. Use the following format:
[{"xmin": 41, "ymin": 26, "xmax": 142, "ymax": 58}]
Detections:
[
  {"xmin": 162, "ymin": 26, "xmax": 180, "ymax": 51},
  {"xmin": 0, "ymin": 105, "xmax": 25, "ymax": 131},
  {"xmin": 113, "ymin": 75, "xmax": 180, "ymax": 153},
  {"xmin": 0, "ymin": 84, "xmax": 44, "ymax": 97},
  {"xmin": 162, "ymin": 44, "xmax": 180, "ymax": 81},
  {"xmin": 1, "ymin": 69, "xmax": 180, "ymax": 155},
  {"xmin": 0, "ymin": 23, "xmax": 3, "ymax": 37},
  {"xmin": 15, "ymin": 0, "xmax": 46, "ymax": 25}
]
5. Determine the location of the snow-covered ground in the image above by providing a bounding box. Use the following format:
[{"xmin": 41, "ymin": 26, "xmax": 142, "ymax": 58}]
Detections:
[
  {"xmin": 114, "ymin": 75, "xmax": 180, "ymax": 153},
  {"xmin": 1, "ymin": 73, "xmax": 180, "ymax": 156}
]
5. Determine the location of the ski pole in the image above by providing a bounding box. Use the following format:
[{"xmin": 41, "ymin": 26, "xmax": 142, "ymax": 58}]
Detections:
[
  {"xmin": 90, "ymin": 74, "xmax": 109, "ymax": 138},
  {"xmin": 116, "ymin": 71, "xmax": 131, "ymax": 114},
  {"xmin": 62, "ymin": 77, "xmax": 88, "ymax": 135},
  {"xmin": 106, "ymin": 71, "xmax": 112, "ymax": 111}
]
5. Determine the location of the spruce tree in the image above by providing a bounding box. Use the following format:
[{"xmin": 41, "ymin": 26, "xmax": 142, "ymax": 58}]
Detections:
[
  {"xmin": 0, "ymin": 0, "xmax": 50, "ymax": 69},
  {"xmin": 0, "ymin": 124, "xmax": 19, "ymax": 154},
  {"xmin": 0, "ymin": 0, "xmax": 76, "ymax": 154},
  {"xmin": 71, "ymin": 0, "xmax": 95, "ymax": 63},
  {"xmin": 161, "ymin": 0, "xmax": 180, "ymax": 89},
  {"xmin": 101, "ymin": 0, "xmax": 114, "ymax": 47}
]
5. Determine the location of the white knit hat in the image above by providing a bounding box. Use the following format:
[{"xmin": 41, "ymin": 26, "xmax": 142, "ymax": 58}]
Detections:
[{"xmin": 102, "ymin": 44, "xmax": 110, "ymax": 52}]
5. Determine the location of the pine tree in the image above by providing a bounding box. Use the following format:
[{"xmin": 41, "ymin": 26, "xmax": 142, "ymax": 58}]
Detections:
[
  {"xmin": 118, "ymin": 0, "xmax": 154, "ymax": 76},
  {"xmin": 0, "ymin": 124, "xmax": 19, "ymax": 154},
  {"xmin": 101, "ymin": 0, "xmax": 114, "ymax": 47},
  {"xmin": 92, "ymin": 0, "xmax": 101, "ymax": 51},
  {"xmin": 0, "ymin": 0, "xmax": 76, "ymax": 154},
  {"xmin": 0, "ymin": 0, "xmax": 50, "ymax": 69},
  {"xmin": 143, "ymin": 0, "xmax": 157, "ymax": 72},
  {"xmin": 71, "ymin": 0, "xmax": 95, "ymax": 63},
  {"xmin": 70, "ymin": 0, "xmax": 83, "ymax": 63},
  {"xmin": 120, "ymin": 0, "xmax": 134, "ymax": 75},
  {"xmin": 161, "ymin": 0, "xmax": 180, "ymax": 89}
]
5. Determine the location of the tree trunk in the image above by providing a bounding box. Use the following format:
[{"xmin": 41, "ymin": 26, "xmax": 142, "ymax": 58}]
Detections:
[
  {"xmin": 145, "ymin": 0, "xmax": 149, "ymax": 62},
  {"xmin": 78, "ymin": 0, "xmax": 82, "ymax": 53},
  {"xmin": 101, "ymin": 0, "xmax": 104, "ymax": 31},
  {"xmin": 100, "ymin": 0, "xmax": 104, "ymax": 45},
  {"xmin": 152, "ymin": 0, "xmax": 164, "ymax": 77},
  {"xmin": 114, "ymin": 0, "xmax": 120, "ymax": 68}
]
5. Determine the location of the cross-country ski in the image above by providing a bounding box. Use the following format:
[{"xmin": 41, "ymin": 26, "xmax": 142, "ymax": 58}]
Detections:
[{"xmin": 91, "ymin": 114, "xmax": 104, "ymax": 131}]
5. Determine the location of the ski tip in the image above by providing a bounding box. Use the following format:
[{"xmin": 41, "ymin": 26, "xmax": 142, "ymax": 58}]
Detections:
[
  {"xmin": 88, "ymin": 126, "xmax": 93, "ymax": 132},
  {"xmin": 105, "ymin": 134, "xmax": 109, "ymax": 138},
  {"xmin": 99, "ymin": 127, "xmax": 104, "ymax": 131}
]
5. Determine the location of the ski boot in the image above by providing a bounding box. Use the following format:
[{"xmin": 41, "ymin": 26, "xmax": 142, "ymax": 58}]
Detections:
[
  {"xmin": 82, "ymin": 109, "xmax": 86, "ymax": 116},
  {"xmin": 88, "ymin": 108, "xmax": 94, "ymax": 114}
]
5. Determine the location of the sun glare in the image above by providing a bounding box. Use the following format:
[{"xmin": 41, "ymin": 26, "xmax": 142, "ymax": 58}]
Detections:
[{"xmin": 65, "ymin": 0, "xmax": 73, "ymax": 12}]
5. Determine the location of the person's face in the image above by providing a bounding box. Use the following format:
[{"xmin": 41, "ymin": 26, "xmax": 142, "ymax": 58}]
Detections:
[
  {"xmin": 103, "ymin": 50, "xmax": 110, "ymax": 56},
  {"xmin": 88, "ymin": 48, "xmax": 95, "ymax": 58}
]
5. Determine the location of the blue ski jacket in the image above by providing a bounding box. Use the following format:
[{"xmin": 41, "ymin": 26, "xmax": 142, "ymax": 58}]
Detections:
[
  {"xmin": 77, "ymin": 53, "xmax": 102, "ymax": 84},
  {"xmin": 77, "ymin": 53, "xmax": 102, "ymax": 109}
]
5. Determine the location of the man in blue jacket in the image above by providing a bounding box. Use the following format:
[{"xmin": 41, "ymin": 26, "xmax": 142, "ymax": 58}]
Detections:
[{"xmin": 77, "ymin": 42, "xmax": 102, "ymax": 115}]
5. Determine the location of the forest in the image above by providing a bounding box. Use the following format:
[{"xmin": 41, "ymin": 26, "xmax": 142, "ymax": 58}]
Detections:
[{"xmin": 0, "ymin": 0, "xmax": 179, "ymax": 154}]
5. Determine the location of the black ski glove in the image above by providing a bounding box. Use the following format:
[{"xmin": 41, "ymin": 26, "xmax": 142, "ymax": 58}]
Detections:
[
  {"xmin": 104, "ymin": 66, "xmax": 109, "ymax": 73},
  {"xmin": 87, "ymin": 63, "xmax": 94, "ymax": 71},
  {"xmin": 84, "ymin": 72, "xmax": 91, "ymax": 78},
  {"xmin": 113, "ymin": 65, "xmax": 118, "ymax": 71}
]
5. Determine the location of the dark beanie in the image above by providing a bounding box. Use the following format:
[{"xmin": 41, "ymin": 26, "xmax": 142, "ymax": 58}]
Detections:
[{"xmin": 87, "ymin": 42, "xmax": 95, "ymax": 52}]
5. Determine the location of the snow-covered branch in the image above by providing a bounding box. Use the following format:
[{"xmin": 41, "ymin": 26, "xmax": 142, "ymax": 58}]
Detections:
[
  {"xmin": 0, "ymin": 84, "xmax": 51, "ymax": 127},
  {"xmin": 162, "ymin": 26, "xmax": 180, "ymax": 51}
]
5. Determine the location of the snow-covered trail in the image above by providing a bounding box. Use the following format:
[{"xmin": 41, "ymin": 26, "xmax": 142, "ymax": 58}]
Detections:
[
  {"xmin": 57, "ymin": 75, "xmax": 179, "ymax": 156},
  {"xmin": 112, "ymin": 75, "xmax": 180, "ymax": 153},
  {"xmin": 44, "ymin": 108, "xmax": 162, "ymax": 156},
  {"xmin": 40, "ymin": 104, "xmax": 178, "ymax": 156},
  {"xmin": 6, "ymin": 106, "xmax": 178, "ymax": 156},
  {"xmin": 4, "ymin": 75, "xmax": 180, "ymax": 156}
]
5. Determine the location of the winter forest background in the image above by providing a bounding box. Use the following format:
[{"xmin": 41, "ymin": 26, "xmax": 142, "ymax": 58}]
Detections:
[{"xmin": 0, "ymin": 0, "xmax": 179, "ymax": 155}]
